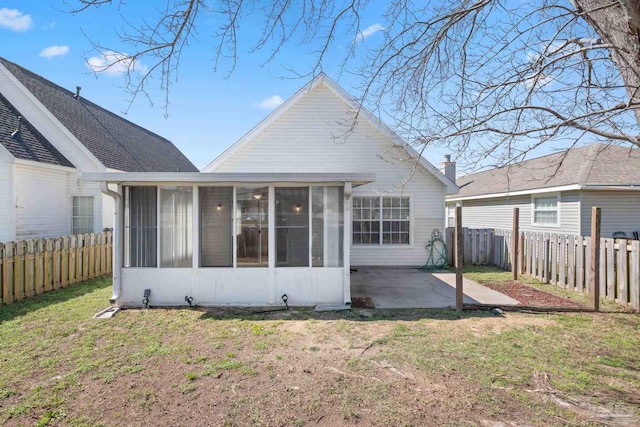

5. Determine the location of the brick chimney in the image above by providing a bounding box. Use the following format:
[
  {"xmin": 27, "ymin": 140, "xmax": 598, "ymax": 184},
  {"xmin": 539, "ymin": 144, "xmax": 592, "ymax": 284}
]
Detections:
[{"xmin": 440, "ymin": 154, "xmax": 456, "ymax": 183}]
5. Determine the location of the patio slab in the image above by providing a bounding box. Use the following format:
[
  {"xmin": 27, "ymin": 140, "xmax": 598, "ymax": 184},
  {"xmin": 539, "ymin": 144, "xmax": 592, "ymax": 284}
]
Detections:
[{"xmin": 351, "ymin": 268, "xmax": 519, "ymax": 309}]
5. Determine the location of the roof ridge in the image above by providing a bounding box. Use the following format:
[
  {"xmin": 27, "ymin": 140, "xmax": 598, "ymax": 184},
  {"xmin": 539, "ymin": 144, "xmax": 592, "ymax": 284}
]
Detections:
[
  {"xmin": 458, "ymin": 144, "xmax": 599, "ymax": 180},
  {"xmin": 0, "ymin": 57, "xmax": 178, "ymax": 147}
]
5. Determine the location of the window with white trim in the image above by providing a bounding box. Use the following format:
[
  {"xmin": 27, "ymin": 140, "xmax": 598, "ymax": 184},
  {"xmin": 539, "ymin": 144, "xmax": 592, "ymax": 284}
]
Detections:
[
  {"xmin": 532, "ymin": 195, "xmax": 559, "ymax": 225},
  {"xmin": 446, "ymin": 205, "xmax": 456, "ymax": 228},
  {"xmin": 72, "ymin": 196, "xmax": 94, "ymax": 234},
  {"xmin": 353, "ymin": 196, "xmax": 410, "ymax": 245}
]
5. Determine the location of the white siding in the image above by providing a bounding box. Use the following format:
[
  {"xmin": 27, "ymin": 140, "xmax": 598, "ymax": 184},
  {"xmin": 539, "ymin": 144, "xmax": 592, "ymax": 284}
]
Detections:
[
  {"xmin": 580, "ymin": 190, "xmax": 640, "ymax": 237},
  {"xmin": 213, "ymin": 83, "xmax": 446, "ymax": 266},
  {"xmin": 13, "ymin": 165, "xmax": 105, "ymax": 239},
  {"xmin": 449, "ymin": 190, "xmax": 581, "ymax": 236},
  {"xmin": 0, "ymin": 159, "xmax": 16, "ymax": 242},
  {"xmin": 66, "ymin": 172, "xmax": 105, "ymax": 233},
  {"xmin": 14, "ymin": 164, "xmax": 70, "ymax": 239}
]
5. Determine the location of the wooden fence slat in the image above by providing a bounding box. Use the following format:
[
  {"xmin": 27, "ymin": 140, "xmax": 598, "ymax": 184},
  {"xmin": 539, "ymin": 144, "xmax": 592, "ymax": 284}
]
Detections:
[
  {"xmin": 35, "ymin": 239, "xmax": 44, "ymax": 295},
  {"xmin": 542, "ymin": 234, "xmax": 549, "ymax": 284},
  {"xmin": 25, "ymin": 240, "xmax": 35, "ymax": 298},
  {"xmin": 576, "ymin": 236, "xmax": 585, "ymax": 292},
  {"xmin": 606, "ymin": 238, "xmax": 615, "ymax": 300},
  {"xmin": 2, "ymin": 242, "xmax": 14, "ymax": 304},
  {"xmin": 13, "ymin": 240, "xmax": 25, "ymax": 301},
  {"xmin": 53, "ymin": 239, "xmax": 61, "ymax": 289},
  {"xmin": 631, "ymin": 240, "xmax": 640, "ymax": 311},
  {"xmin": 550, "ymin": 234, "xmax": 557, "ymax": 285},
  {"xmin": 527, "ymin": 233, "xmax": 533, "ymax": 275},
  {"xmin": 599, "ymin": 238, "xmax": 606, "ymax": 298},
  {"xmin": 617, "ymin": 239, "xmax": 628, "ymax": 306},
  {"xmin": 568, "ymin": 235, "xmax": 575, "ymax": 290},
  {"xmin": 585, "ymin": 237, "xmax": 592, "ymax": 293},
  {"xmin": 559, "ymin": 235, "xmax": 567, "ymax": 288}
]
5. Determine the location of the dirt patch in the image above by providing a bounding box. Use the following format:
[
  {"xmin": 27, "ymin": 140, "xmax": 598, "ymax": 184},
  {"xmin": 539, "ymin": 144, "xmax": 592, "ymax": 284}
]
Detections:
[
  {"xmin": 482, "ymin": 281, "xmax": 584, "ymax": 308},
  {"xmin": 351, "ymin": 296, "xmax": 375, "ymax": 308}
]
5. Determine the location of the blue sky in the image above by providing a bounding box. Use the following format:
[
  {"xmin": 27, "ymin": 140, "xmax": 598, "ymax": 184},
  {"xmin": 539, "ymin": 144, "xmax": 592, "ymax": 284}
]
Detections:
[{"xmin": 1, "ymin": 2, "xmax": 442, "ymax": 170}]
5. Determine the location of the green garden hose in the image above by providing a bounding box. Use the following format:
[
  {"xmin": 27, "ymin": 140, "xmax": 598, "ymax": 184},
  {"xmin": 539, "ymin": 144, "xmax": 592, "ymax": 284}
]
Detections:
[{"xmin": 419, "ymin": 230, "xmax": 448, "ymax": 271}]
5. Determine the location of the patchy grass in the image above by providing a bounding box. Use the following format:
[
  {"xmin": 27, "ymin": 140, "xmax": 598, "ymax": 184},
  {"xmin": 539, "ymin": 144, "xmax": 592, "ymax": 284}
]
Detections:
[{"xmin": 0, "ymin": 276, "xmax": 639, "ymax": 426}]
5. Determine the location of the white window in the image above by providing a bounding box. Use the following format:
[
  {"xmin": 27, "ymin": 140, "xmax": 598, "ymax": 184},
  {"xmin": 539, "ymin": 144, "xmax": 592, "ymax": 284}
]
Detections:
[
  {"xmin": 353, "ymin": 196, "xmax": 410, "ymax": 245},
  {"xmin": 72, "ymin": 196, "xmax": 94, "ymax": 234},
  {"xmin": 532, "ymin": 194, "xmax": 559, "ymax": 226},
  {"xmin": 446, "ymin": 204, "xmax": 456, "ymax": 228}
]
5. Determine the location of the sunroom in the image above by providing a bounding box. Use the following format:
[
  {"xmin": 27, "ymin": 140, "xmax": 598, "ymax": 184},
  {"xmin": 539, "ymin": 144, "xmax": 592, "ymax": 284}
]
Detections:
[{"xmin": 83, "ymin": 172, "xmax": 374, "ymax": 307}]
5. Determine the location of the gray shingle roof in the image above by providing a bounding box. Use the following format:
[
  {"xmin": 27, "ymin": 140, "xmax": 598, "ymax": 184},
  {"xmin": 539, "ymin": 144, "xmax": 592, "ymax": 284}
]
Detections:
[
  {"xmin": 451, "ymin": 143, "xmax": 640, "ymax": 199},
  {"xmin": 0, "ymin": 92, "xmax": 73, "ymax": 167},
  {"xmin": 0, "ymin": 58, "xmax": 198, "ymax": 172}
]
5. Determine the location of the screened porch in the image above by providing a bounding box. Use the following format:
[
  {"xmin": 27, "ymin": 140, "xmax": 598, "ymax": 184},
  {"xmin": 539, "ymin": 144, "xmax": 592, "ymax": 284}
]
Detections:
[{"xmin": 83, "ymin": 172, "xmax": 374, "ymax": 307}]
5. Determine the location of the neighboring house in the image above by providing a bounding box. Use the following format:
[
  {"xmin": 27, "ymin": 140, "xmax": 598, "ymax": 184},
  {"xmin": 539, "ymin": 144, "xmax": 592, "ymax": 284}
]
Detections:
[
  {"xmin": 446, "ymin": 143, "xmax": 640, "ymax": 238},
  {"xmin": 0, "ymin": 57, "xmax": 197, "ymax": 242},
  {"xmin": 84, "ymin": 73, "xmax": 458, "ymax": 307}
]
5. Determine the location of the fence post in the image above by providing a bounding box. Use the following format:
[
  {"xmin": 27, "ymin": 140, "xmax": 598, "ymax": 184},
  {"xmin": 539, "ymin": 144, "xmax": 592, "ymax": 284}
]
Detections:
[
  {"xmin": 591, "ymin": 208, "xmax": 600, "ymax": 311},
  {"xmin": 512, "ymin": 208, "xmax": 519, "ymax": 280},
  {"xmin": 455, "ymin": 206, "xmax": 463, "ymax": 312}
]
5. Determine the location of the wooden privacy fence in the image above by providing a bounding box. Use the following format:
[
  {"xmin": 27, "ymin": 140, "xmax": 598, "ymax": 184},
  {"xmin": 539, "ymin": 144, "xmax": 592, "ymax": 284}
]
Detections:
[
  {"xmin": 445, "ymin": 227, "xmax": 513, "ymax": 270},
  {"xmin": 0, "ymin": 232, "xmax": 112, "ymax": 306},
  {"xmin": 522, "ymin": 233, "xmax": 640, "ymax": 310},
  {"xmin": 446, "ymin": 227, "xmax": 640, "ymax": 311}
]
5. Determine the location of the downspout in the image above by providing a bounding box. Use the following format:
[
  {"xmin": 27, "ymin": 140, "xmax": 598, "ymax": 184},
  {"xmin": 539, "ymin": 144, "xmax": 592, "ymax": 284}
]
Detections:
[{"xmin": 100, "ymin": 182, "xmax": 121, "ymax": 304}]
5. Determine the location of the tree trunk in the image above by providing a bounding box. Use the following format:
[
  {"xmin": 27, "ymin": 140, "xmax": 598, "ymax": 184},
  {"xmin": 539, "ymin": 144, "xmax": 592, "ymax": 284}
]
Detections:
[{"xmin": 576, "ymin": 0, "xmax": 640, "ymax": 131}]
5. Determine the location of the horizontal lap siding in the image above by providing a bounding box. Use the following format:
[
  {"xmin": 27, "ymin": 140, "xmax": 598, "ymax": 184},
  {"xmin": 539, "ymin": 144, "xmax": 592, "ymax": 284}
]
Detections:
[
  {"xmin": 15, "ymin": 164, "xmax": 70, "ymax": 239},
  {"xmin": 0, "ymin": 161, "xmax": 15, "ymax": 242},
  {"xmin": 580, "ymin": 190, "xmax": 640, "ymax": 237},
  {"xmin": 449, "ymin": 190, "xmax": 581, "ymax": 236},
  {"xmin": 66, "ymin": 174, "xmax": 105, "ymax": 233},
  {"xmin": 214, "ymin": 83, "xmax": 446, "ymax": 266}
]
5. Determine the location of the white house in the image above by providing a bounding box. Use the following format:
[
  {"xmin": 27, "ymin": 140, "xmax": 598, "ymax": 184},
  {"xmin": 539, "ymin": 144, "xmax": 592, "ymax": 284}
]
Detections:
[
  {"xmin": 0, "ymin": 57, "xmax": 197, "ymax": 243},
  {"xmin": 446, "ymin": 143, "xmax": 640, "ymax": 238},
  {"xmin": 85, "ymin": 73, "xmax": 458, "ymax": 308}
]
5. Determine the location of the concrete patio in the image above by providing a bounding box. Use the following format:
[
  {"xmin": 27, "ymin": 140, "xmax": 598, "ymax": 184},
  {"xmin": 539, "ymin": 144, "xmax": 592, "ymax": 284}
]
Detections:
[{"xmin": 350, "ymin": 268, "xmax": 519, "ymax": 309}]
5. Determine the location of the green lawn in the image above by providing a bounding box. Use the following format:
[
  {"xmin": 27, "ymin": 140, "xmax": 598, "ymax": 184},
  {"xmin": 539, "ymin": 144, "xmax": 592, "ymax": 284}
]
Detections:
[{"xmin": 0, "ymin": 276, "xmax": 639, "ymax": 426}]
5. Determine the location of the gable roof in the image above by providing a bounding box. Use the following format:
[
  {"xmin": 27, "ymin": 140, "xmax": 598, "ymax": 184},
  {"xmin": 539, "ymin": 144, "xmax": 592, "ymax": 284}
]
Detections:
[
  {"xmin": 204, "ymin": 73, "xmax": 458, "ymax": 194},
  {"xmin": 0, "ymin": 58, "xmax": 197, "ymax": 172},
  {"xmin": 0, "ymin": 92, "xmax": 72, "ymax": 167},
  {"xmin": 449, "ymin": 143, "xmax": 640, "ymax": 200}
]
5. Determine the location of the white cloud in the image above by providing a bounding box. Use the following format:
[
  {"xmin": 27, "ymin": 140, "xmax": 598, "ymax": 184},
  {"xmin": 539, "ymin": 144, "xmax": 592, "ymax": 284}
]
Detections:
[
  {"xmin": 255, "ymin": 95, "xmax": 284, "ymax": 110},
  {"xmin": 356, "ymin": 23, "xmax": 385, "ymax": 42},
  {"xmin": 39, "ymin": 45, "xmax": 69, "ymax": 59},
  {"xmin": 0, "ymin": 8, "xmax": 32, "ymax": 32},
  {"xmin": 41, "ymin": 21, "xmax": 56, "ymax": 30},
  {"xmin": 87, "ymin": 51, "xmax": 148, "ymax": 76}
]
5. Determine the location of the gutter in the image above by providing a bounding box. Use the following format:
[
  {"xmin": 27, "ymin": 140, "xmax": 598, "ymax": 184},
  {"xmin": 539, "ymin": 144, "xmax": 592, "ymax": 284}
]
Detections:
[{"xmin": 100, "ymin": 182, "xmax": 121, "ymax": 304}]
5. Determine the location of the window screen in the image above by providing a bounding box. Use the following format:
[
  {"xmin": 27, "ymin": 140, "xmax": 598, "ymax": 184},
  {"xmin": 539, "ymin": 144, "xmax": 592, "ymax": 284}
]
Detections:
[
  {"xmin": 200, "ymin": 187, "xmax": 233, "ymax": 267},
  {"xmin": 276, "ymin": 187, "xmax": 309, "ymax": 267},
  {"xmin": 125, "ymin": 187, "xmax": 157, "ymax": 267}
]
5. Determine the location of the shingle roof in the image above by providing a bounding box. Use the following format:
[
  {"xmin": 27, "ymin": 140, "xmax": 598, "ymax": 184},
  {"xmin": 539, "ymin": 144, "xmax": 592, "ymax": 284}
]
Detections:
[
  {"xmin": 0, "ymin": 58, "xmax": 198, "ymax": 172},
  {"xmin": 451, "ymin": 143, "xmax": 640, "ymax": 199},
  {"xmin": 0, "ymin": 92, "xmax": 73, "ymax": 167}
]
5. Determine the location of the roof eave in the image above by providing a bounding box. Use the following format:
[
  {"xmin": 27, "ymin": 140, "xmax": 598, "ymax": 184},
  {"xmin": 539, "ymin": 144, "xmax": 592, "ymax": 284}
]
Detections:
[{"xmin": 82, "ymin": 171, "xmax": 376, "ymax": 187}]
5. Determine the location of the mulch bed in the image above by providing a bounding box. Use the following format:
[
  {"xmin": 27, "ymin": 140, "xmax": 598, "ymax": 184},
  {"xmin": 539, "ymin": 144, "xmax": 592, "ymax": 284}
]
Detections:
[{"xmin": 482, "ymin": 281, "xmax": 584, "ymax": 308}]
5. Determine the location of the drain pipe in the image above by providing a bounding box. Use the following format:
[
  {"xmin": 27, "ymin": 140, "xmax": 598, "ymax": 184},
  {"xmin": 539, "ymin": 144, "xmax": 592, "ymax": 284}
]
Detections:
[{"xmin": 100, "ymin": 182, "xmax": 121, "ymax": 304}]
